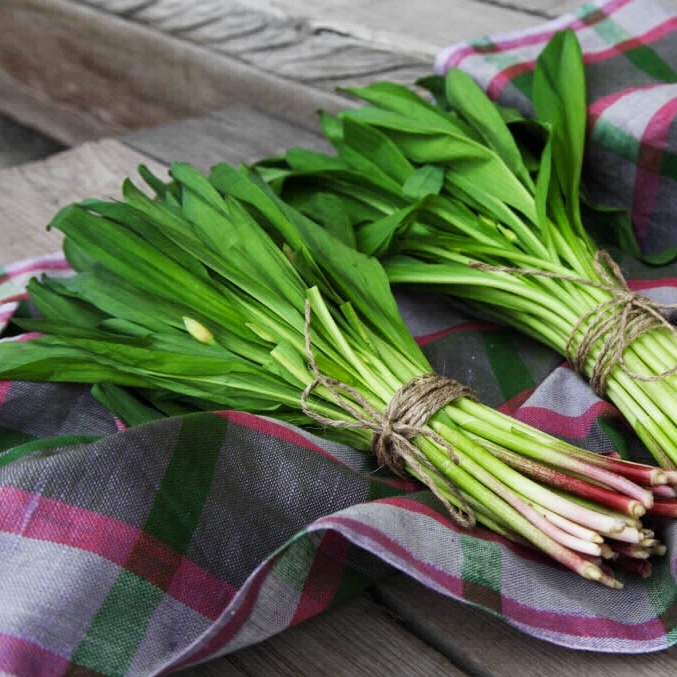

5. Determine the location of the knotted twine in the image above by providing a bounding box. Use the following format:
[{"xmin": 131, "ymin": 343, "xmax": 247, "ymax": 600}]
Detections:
[
  {"xmin": 472, "ymin": 250, "xmax": 677, "ymax": 397},
  {"xmin": 300, "ymin": 301, "xmax": 477, "ymax": 528}
]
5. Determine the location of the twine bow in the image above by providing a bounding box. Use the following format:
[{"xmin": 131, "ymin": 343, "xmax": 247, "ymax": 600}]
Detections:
[
  {"xmin": 300, "ymin": 300, "xmax": 476, "ymax": 528},
  {"xmin": 471, "ymin": 251, "xmax": 677, "ymax": 397}
]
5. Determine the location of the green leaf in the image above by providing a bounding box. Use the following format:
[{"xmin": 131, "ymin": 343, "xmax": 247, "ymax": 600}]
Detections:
[
  {"xmin": 50, "ymin": 203, "xmax": 240, "ymax": 331},
  {"xmin": 339, "ymin": 117, "xmax": 414, "ymax": 187},
  {"xmin": 91, "ymin": 383, "xmax": 165, "ymax": 426},
  {"xmin": 340, "ymin": 80, "xmax": 475, "ymax": 137},
  {"xmin": 356, "ymin": 202, "xmax": 422, "ymax": 257},
  {"xmin": 402, "ymin": 165, "xmax": 444, "ymax": 200},
  {"xmin": 416, "ymin": 74, "xmax": 447, "ymax": 108},
  {"xmin": 319, "ymin": 111, "xmax": 345, "ymax": 147},
  {"xmin": 342, "ymin": 105, "xmax": 471, "ymax": 138},
  {"xmin": 532, "ymin": 29, "xmax": 587, "ymax": 231},
  {"xmin": 385, "ymin": 131, "xmax": 538, "ymax": 226},
  {"xmin": 298, "ymin": 193, "xmax": 357, "ymax": 249},
  {"xmin": 445, "ymin": 67, "xmax": 533, "ymax": 189}
]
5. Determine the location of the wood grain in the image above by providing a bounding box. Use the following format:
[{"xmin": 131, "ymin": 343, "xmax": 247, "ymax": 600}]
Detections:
[
  {"xmin": 0, "ymin": 139, "xmax": 166, "ymax": 265},
  {"xmin": 125, "ymin": 106, "xmax": 333, "ymax": 172},
  {"xmin": 0, "ymin": 0, "xmax": 549, "ymax": 147},
  {"xmin": 0, "ymin": 0, "xmax": 352, "ymax": 146}
]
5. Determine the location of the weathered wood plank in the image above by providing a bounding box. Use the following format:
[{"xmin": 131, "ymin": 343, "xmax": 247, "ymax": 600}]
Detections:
[
  {"xmin": 125, "ymin": 106, "xmax": 333, "ymax": 172},
  {"xmin": 0, "ymin": 139, "xmax": 166, "ymax": 265},
  {"xmin": 0, "ymin": 0, "xmax": 546, "ymax": 147},
  {"xmin": 249, "ymin": 0, "xmax": 551, "ymax": 58},
  {"xmin": 0, "ymin": 0, "xmax": 351, "ymax": 146}
]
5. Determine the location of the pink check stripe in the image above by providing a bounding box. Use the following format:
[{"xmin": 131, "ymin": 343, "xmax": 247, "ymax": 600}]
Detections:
[
  {"xmin": 632, "ymin": 96, "xmax": 677, "ymax": 243},
  {"xmin": 0, "ymin": 487, "xmax": 235, "ymax": 620},
  {"xmin": 2, "ymin": 253, "xmax": 69, "ymax": 281},
  {"xmin": 218, "ymin": 410, "xmax": 340, "ymax": 462},
  {"xmin": 484, "ymin": 16, "xmax": 677, "ymax": 100},
  {"xmin": 497, "ymin": 387, "xmax": 537, "ymax": 417},
  {"xmin": 588, "ymin": 86, "xmax": 657, "ymax": 125},
  {"xmin": 169, "ymin": 560, "xmax": 275, "ymax": 672},
  {"xmin": 0, "ymin": 486, "xmax": 138, "ymax": 566},
  {"xmin": 0, "ymin": 381, "xmax": 11, "ymax": 408},
  {"xmin": 291, "ymin": 530, "xmax": 351, "ymax": 625},
  {"xmin": 629, "ymin": 277, "xmax": 677, "ymax": 291},
  {"xmin": 513, "ymin": 400, "xmax": 620, "ymax": 442},
  {"xmin": 0, "ymin": 633, "xmax": 70, "ymax": 677},
  {"xmin": 438, "ymin": 0, "xmax": 633, "ymax": 71},
  {"xmin": 583, "ymin": 17, "xmax": 677, "ymax": 66},
  {"xmin": 333, "ymin": 504, "xmax": 677, "ymax": 642},
  {"xmin": 0, "ymin": 303, "xmax": 18, "ymax": 325},
  {"xmin": 503, "ymin": 596, "xmax": 667, "ymax": 641},
  {"xmin": 414, "ymin": 320, "xmax": 498, "ymax": 347},
  {"xmin": 312, "ymin": 509, "xmax": 465, "ymax": 597}
]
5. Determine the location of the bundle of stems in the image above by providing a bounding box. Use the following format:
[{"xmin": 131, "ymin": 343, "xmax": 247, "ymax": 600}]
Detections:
[
  {"xmin": 0, "ymin": 159, "xmax": 673, "ymax": 587},
  {"xmin": 253, "ymin": 29, "xmax": 677, "ymax": 477}
]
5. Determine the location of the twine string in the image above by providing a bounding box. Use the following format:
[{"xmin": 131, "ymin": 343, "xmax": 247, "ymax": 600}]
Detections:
[
  {"xmin": 470, "ymin": 251, "xmax": 677, "ymax": 397},
  {"xmin": 300, "ymin": 300, "xmax": 477, "ymax": 528}
]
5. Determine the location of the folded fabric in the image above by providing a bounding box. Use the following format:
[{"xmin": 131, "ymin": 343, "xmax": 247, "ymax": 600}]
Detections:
[{"xmin": 2, "ymin": 1, "xmax": 677, "ymax": 675}]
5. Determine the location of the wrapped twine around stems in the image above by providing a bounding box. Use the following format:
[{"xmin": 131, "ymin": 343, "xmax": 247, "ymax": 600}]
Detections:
[
  {"xmin": 471, "ymin": 251, "xmax": 677, "ymax": 397},
  {"xmin": 300, "ymin": 300, "xmax": 477, "ymax": 528}
]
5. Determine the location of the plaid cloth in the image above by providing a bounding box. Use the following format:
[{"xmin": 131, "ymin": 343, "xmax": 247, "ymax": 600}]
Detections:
[{"xmin": 3, "ymin": 1, "xmax": 677, "ymax": 674}]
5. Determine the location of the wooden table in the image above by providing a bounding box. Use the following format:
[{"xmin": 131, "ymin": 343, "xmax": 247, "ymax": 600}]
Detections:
[{"xmin": 2, "ymin": 1, "xmax": 677, "ymax": 675}]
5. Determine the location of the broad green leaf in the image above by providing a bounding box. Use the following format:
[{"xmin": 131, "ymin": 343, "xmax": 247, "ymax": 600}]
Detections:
[
  {"xmin": 50, "ymin": 204, "xmax": 240, "ymax": 330},
  {"xmin": 297, "ymin": 193, "xmax": 357, "ymax": 249},
  {"xmin": 532, "ymin": 29, "xmax": 587, "ymax": 232},
  {"xmin": 26, "ymin": 278, "xmax": 107, "ymax": 328},
  {"xmin": 285, "ymin": 147, "xmax": 348, "ymax": 173},
  {"xmin": 356, "ymin": 202, "xmax": 422, "ymax": 257},
  {"xmin": 384, "ymin": 131, "xmax": 538, "ymax": 225},
  {"xmin": 339, "ymin": 117, "xmax": 414, "ymax": 187},
  {"xmin": 416, "ymin": 74, "xmax": 447, "ymax": 108},
  {"xmin": 342, "ymin": 105, "xmax": 472, "ymax": 138},
  {"xmin": 340, "ymin": 81, "xmax": 476, "ymax": 138},
  {"xmin": 402, "ymin": 165, "xmax": 444, "ymax": 200},
  {"xmin": 533, "ymin": 132, "xmax": 557, "ymax": 258},
  {"xmin": 237, "ymin": 167, "xmax": 424, "ymax": 359},
  {"xmin": 319, "ymin": 111, "xmax": 345, "ymax": 147},
  {"xmin": 79, "ymin": 198, "xmax": 210, "ymax": 281},
  {"xmin": 445, "ymin": 67, "xmax": 533, "ymax": 189},
  {"xmin": 91, "ymin": 383, "xmax": 165, "ymax": 426},
  {"xmin": 0, "ymin": 338, "xmax": 152, "ymax": 386}
]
